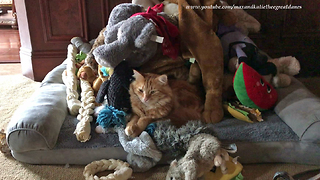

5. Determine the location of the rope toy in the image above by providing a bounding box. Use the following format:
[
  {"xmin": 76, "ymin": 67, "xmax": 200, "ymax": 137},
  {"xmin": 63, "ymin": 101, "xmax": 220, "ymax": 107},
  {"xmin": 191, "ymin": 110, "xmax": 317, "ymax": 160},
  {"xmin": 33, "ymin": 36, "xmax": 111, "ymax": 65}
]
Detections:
[
  {"xmin": 62, "ymin": 44, "xmax": 81, "ymax": 116},
  {"xmin": 74, "ymin": 78, "xmax": 95, "ymax": 142},
  {"xmin": 83, "ymin": 159, "xmax": 133, "ymax": 180},
  {"xmin": 0, "ymin": 129, "xmax": 10, "ymax": 155},
  {"xmin": 96, "ymin": 106, "xmax": 127, "ymax": 129}
]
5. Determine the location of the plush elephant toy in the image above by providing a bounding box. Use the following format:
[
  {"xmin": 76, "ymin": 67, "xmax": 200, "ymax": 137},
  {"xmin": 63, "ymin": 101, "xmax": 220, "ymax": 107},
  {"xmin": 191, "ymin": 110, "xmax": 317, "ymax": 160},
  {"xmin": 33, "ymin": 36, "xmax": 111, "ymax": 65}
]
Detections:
[{"xmin": 92, "ymin": 3, "xmax": 159, "ymax": 69}]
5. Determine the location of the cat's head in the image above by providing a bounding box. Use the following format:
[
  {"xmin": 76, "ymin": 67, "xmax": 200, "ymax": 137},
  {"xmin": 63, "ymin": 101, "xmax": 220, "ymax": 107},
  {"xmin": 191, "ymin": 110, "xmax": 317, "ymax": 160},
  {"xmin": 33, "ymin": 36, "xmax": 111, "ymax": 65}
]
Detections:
[{"xmin": 130, "ymin": 70, "xmax": 172, "ymax": 105}]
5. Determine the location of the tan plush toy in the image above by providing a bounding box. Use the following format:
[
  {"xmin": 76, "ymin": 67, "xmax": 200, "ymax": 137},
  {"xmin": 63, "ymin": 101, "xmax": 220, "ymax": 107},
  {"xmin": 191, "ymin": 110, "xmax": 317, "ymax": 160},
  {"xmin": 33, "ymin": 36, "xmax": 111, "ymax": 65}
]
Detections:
[
  {"xmin": 77, "ymin": 64, "xmax": 111, "ymax": 95},
  {"xmin": 262, "ymin": 56, "xmax": 300, "ymax": 88},
  {"xmin": 220, "ymin": 0, "xmax": 261, "ymax": 35},
  {"xmin": 166, "ymin": 133, "xmax": 233, "ymax": 180},
  {"xmin": 132, "ymin": 0, "xmax": 161, "ymax": 10}
]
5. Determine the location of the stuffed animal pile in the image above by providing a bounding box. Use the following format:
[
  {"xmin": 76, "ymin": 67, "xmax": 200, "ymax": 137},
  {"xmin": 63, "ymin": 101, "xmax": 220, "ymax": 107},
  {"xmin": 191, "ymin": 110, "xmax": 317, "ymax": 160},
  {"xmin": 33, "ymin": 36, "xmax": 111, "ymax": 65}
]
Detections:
[{"xmin": 59, "ymin": 0, "xmax": 302, "ymax": 179}]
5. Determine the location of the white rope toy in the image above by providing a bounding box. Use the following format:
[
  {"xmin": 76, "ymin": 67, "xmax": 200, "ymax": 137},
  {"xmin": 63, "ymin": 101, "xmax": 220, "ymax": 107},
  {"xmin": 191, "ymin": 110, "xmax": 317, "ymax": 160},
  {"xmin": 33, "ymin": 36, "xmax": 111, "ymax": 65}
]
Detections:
[
  {"xmin": 62, "ymin": 44, "xmax": 81, "ymax": 116},
  {"xmin": 74, "ymin": 78, "xmax": 95, "ymax": 142},
  {"xmin": 83, "ymin": 159, "xmax": 133, "ymax": 180}
]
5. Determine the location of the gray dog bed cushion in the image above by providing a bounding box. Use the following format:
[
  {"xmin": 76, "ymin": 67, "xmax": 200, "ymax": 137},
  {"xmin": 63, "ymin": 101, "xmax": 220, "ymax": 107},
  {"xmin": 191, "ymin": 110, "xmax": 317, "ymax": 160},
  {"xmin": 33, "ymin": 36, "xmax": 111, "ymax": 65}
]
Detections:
[{"xmin": 6, "ymin": 61, "xmax": 320, "ymax": 165}]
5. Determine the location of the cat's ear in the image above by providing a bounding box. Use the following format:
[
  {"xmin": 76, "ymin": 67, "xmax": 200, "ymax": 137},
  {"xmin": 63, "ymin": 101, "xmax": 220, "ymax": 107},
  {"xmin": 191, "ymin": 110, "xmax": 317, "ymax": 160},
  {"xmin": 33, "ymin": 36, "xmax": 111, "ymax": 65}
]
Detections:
[
  {"xmin": 157, "ymin": 74, "xmax": 168, "ymax": 84},
  {"xmin": 133, "ymin": 70, "xmax": 144, "ymax": 82}
]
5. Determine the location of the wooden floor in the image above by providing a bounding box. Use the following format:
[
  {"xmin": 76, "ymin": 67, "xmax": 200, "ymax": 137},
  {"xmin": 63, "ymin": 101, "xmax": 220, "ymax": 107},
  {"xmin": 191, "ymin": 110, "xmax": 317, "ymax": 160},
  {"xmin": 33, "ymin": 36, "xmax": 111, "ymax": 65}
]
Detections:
[
  {"xmin": 0, "ymin": 24, "xmax": 21, "ymax": 75},
  {"xmin": 0, "ymin": 26, "xmax": 20, "ymax": 63}
]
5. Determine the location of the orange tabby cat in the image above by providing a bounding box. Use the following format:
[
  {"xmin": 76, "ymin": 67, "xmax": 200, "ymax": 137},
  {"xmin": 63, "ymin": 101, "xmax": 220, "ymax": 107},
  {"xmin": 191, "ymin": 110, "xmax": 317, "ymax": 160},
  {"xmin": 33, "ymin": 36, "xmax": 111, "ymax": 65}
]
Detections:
[{"xmin": 125, "ymin": 70, "xmax": 204, "ymax": 137}]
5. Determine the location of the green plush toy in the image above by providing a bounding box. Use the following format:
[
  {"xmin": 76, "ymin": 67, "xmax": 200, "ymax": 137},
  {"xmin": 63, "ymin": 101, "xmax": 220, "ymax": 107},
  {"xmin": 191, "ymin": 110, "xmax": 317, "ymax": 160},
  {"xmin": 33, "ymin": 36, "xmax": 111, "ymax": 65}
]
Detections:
[{"xmin": 233, "ymin": 62, "xmax": 278, "ymax": 111}]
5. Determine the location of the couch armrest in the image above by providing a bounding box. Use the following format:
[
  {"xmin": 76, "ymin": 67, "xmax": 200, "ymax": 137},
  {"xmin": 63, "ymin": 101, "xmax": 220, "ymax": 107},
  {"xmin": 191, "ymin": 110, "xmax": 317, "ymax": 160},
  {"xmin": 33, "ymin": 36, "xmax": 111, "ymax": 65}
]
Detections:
[{"xmin": 275, "ymin": 77, "xmax": 320, "ymax": 143}]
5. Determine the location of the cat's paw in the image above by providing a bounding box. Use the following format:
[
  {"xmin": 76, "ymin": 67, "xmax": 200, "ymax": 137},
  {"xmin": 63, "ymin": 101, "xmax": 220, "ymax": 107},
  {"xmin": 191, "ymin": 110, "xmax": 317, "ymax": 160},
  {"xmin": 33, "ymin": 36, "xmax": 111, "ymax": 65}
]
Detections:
[{"xmin": 125, "ymin": 124, "xmax": 142, "ymax": 137}]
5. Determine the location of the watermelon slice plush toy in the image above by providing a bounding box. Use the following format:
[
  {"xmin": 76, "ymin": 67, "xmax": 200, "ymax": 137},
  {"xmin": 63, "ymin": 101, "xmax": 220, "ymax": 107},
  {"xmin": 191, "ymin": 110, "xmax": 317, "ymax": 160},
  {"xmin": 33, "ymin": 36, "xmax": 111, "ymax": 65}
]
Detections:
[{"xmin": 233, "ymin": 62, "xmax": 278, "ymax": 111}]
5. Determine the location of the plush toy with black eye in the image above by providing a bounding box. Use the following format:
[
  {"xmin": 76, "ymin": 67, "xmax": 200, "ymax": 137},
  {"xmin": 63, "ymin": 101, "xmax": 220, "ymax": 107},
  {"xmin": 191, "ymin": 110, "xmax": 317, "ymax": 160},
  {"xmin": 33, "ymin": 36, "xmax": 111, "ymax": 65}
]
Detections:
[{"xmin": 233, "ymin": 62, "xmax": 278, "ymax": 111}]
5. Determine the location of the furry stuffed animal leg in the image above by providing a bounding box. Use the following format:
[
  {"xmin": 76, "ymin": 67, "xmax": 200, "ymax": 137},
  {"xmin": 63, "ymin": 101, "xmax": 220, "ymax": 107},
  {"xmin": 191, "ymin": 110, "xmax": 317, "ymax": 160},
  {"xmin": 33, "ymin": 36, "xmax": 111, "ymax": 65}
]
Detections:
[
  {"xmin": 268, "ymin": 56, "xmax": 300, "ymax": 76},
  {"xmin": 272, "ymin": 74, "xmax": 292, "ymax": 88},
  {"xmin": 188, "ymin": 62, "xmax": 201, "ymax": 85},
  {"xmin": 268, "ymin": 56, "xmax": 300, "ymax": 88},
  {"xmin": 177, "ymin": 0, "xmax": 224, "ymax": 124}
]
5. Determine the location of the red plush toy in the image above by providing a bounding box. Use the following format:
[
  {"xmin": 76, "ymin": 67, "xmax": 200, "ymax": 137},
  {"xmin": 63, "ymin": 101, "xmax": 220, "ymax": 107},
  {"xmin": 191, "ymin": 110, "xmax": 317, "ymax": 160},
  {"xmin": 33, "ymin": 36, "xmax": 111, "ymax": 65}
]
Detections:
[{"xmin": 233, "ymin": 62, "xmax": 278, "ymax": 111}]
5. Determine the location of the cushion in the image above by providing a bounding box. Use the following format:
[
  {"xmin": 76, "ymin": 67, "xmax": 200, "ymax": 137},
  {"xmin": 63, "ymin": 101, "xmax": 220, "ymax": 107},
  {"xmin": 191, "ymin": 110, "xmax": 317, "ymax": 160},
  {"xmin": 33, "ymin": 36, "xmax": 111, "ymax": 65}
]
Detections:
[{"xmin": 275, "ymin": 78, "xmax": 320, "ymax": 143}]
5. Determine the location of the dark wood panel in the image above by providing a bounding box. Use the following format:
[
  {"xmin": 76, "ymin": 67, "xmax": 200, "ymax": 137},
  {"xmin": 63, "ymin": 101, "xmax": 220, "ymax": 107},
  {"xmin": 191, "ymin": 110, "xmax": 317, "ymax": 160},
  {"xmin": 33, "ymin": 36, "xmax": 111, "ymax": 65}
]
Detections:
[
  {"xmin": 85, "ymin": 0, "xmax": 106, "ymax": 40},
  {"xmin": 39, "ymin": 0, "xmax": 88, "ymax": 42},
  {"xmin": 282, "ymin": 0, "xmax": 320, "ymax": 36},
  {"xmin": 86, "ymin": 0, "xmax": 131, "ymax": 40}
]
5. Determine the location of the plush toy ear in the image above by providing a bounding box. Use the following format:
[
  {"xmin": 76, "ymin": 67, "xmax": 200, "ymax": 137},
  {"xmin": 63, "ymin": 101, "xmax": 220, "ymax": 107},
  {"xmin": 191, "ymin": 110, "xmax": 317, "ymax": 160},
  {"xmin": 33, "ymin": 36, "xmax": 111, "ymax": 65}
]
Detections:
[
  {"xmin": 93, "ymin": 40, "xmax": 131, "ymax": 68},
  {"xmin": 157, "ymin": 74, "xmax": 168, "ymax": 85},
  {"xmin": 170, "ymin": 159, "xmax": 178, "ymax": 167},
  {"xmin": 135, "ymin": 21, "xmax": 156, "ymax": 48},
  {"xmin": 133, "ymin": 70, "xmax": 144, "ymax": 82}
]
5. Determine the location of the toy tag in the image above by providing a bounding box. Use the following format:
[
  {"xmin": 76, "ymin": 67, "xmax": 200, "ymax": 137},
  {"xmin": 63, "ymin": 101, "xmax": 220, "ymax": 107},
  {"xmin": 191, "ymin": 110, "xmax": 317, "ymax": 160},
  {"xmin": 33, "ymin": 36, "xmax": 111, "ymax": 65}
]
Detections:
[{"xmin": 150, "ymin": 35, "xmax": 164, "ymax": 43}]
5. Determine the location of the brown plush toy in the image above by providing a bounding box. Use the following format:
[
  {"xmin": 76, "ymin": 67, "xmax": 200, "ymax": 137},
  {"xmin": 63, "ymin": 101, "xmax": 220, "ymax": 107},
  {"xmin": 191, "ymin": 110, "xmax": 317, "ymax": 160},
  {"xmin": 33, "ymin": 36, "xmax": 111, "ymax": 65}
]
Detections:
[
  {"xmin": 77, "ymin": 64, "xmax": 111, "ymax": 95},
  {"xmin": 165, "ymin": 0, "xmax": 237, "ymax": 123}
]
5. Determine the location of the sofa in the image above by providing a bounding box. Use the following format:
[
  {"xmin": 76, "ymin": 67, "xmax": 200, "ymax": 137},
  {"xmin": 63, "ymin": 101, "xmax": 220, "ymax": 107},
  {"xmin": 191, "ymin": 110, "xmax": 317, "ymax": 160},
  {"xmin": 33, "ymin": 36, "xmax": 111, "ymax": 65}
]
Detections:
[{"xmin": 6, "ymin": 57, "xmax": 320, "ymax": 167}]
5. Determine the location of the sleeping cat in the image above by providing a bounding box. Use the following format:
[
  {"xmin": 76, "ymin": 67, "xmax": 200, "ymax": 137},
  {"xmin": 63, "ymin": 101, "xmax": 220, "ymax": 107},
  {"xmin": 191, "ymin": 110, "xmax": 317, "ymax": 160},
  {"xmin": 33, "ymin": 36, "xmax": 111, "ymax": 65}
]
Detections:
[{"xmin": 125, "ymin": 70, "xmax": 204, "ymax": 137}]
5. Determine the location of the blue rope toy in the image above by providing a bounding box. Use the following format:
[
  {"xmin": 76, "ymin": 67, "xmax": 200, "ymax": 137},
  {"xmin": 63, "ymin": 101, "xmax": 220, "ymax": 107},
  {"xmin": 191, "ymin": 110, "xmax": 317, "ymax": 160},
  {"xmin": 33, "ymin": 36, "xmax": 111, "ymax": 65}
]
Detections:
[{"xmin": 96, "ymin": 105, "xmax": 127, "ymax": 128}]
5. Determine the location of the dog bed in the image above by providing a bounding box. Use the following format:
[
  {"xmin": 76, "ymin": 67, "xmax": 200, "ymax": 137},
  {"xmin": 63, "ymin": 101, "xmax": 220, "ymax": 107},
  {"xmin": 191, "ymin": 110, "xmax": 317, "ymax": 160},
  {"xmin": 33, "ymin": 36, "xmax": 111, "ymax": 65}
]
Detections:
[{"xmin": 6, "ymin": 60, "xmax": 320, "ymax": 166}]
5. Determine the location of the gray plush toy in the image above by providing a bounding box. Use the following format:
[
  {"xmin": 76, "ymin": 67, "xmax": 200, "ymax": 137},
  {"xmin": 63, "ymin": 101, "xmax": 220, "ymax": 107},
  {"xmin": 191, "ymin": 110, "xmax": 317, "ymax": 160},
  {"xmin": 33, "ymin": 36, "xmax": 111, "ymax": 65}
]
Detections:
[{"xmin": 93, "ymin": 3, "xmax": 158, "ymax": 68}]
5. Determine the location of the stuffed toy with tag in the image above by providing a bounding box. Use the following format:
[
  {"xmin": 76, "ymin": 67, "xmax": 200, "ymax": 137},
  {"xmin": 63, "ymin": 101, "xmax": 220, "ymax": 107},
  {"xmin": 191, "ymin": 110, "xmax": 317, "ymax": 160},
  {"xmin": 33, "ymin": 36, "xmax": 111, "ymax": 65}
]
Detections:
[{"xmin": 93, "ymin": 3, "xmax": 179, "ymax": 69}]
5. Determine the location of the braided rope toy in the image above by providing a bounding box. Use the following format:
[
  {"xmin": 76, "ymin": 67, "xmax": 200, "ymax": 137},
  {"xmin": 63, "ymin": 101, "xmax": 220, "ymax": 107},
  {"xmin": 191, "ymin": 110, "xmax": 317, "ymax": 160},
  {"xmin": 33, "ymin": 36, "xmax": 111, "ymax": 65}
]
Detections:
[
  {"xmin": 83, "ymin": 159, "xmax": 133, "ymax": 180},
  {"xmin": 74, "ymin": 78, "xmax": 95, "ymax": 142},
  {"xmin": 62, "ymin": 44, "xmax": 82, "ymax": 116},
  {"xmin": 62, "ymin": 44, "xmax": 98, "ymax": 142}
]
